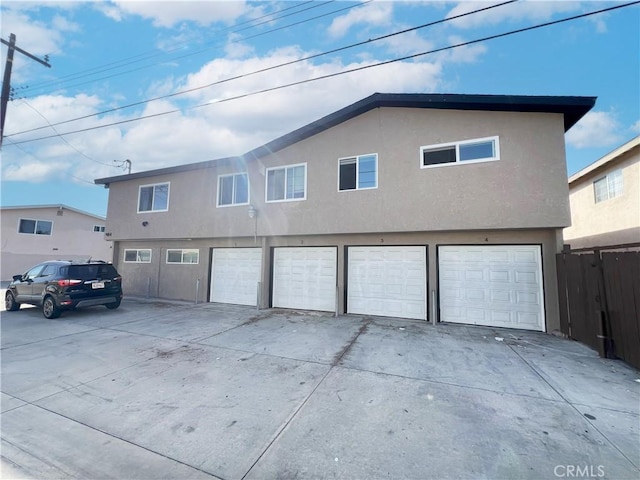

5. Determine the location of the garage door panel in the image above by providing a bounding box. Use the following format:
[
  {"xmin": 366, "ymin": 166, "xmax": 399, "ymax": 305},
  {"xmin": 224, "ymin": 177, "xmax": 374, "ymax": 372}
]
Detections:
[
  {"xmin": 211, "ymin": 248, "xmax": 262, "ymax": 306},
  {"xmin": 439, "ymin": 245, "xmax": 544, "ymax": 331},
  {"xmin": 273, "ymin": 247, "xmax": 337, "ymax": 312},
  {"xmin": 348, "ymin": 246, "xmax": 426, "ymax": 320}
]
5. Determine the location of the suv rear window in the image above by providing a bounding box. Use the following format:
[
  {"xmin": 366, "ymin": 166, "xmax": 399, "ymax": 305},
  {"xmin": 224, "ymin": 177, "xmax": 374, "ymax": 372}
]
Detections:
[{"xmin": 63, "ymin": 264, "xmax": 119, "ymax": 280}]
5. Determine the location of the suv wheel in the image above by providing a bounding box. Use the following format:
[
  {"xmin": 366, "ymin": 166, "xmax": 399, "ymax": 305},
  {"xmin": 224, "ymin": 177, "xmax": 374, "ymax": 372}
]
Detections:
[
  {"xmin": 105, "ymin": 299, "xmax": 121, "ymax": 310},
  {"xmin": 42, "ymin": 296, "xmax": 61, "ymax": 319},
  {"xmin": 5, "ymin": 292, "xmax": 20, "ymax": 311}
]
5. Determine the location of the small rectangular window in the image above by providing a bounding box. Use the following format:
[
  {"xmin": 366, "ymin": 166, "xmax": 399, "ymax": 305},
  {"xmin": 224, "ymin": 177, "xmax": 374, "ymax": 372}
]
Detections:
[
  {"xmin": 138, "ymin": 183, "xmax": 170, "ymax": 212},
  {"xmin": 339, "ymin": 154, "xmax": 378, "ymax": 191},
  {"xmin": 18, "ymin": 218, "xmax": 53, "ymax": 235},
  {"xmin": 166, "ymin": 249, "xmax": 199, "ymax": 264},
  {"xmin": 266, "ymin": 164, "xmax": 306, "ymax": 202},
  {"xmin": 93, "ymin": 225, "xmax": 106, "ymax": 233},
  {"xmin": 594, "ymin": 169, "xmax": 623, "ymax": 203},
  {"xmin": 218, "ymin": 173, "xmax": 249, "ymax": 207},
  {"xmin": 124, "ymin": 249, "xmax": 152, "ymax": 263},
  {"xmin": 421, "ymin": 136, "xmax": 499, "ymax": 168}
]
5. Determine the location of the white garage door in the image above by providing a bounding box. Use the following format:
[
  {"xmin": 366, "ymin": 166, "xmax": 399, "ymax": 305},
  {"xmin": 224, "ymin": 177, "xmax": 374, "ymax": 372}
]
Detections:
[
  {"xmin": 210, "ymin": 248, "xmax": 262, "ymax": 306},
  {"xmin": 439, "ymin": 245, "xmax": 545, "ymax": 331},
  {"xmin": 348, "ymin": 246, "xmax": 427, "ymax": 320},
  {"xmin": 273, "ymin": 247, "xmax": 337, "ymax": 312}
]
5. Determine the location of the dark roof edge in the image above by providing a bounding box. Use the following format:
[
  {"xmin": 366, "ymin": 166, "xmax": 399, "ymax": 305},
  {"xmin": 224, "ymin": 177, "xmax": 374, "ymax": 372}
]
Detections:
[
  {"xmin": 96, "ymin": 93, "xmax": 596, "ymax": 184},
  {"xmin": 95, "ymin": 156, "xmax": 238, "ymax": 185}
]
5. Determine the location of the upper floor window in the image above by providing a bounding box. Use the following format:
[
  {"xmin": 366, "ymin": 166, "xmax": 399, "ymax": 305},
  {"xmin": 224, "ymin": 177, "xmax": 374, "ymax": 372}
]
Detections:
[
  {"xmin": 18, "ymin": 218, "xmax": 53, "ymax": 235},
  {"xmin": 138, "ymin": 182, "xmax": 169, "ymax": 212},
  {"xmin": 339, "ymin": 154, "xmax": 378, "ymax": 191},
  {"xmin": 166, "ymin": 249, "xmax": 199, "ymax": 264},
  {"xmin": 218, "ymin": 173, "xmax": 249, "ymax": 207},
  {"xmin": 124, "ymin": 249, "xmax": 152, "ymax": 263},
  {"xmin": 421, "ymin": 136, "xmax": 499, "ymax": 168},
  {"xmin": 93, "ymin": 225, "xmax": 106, "ymax": 233},
  {"xmin": 594, "ymin": 169, "xmax": 623, "ymax": 203},
  {"xmin": 266, "ymin": 164, "xmax": 306, "ymax": 202}
]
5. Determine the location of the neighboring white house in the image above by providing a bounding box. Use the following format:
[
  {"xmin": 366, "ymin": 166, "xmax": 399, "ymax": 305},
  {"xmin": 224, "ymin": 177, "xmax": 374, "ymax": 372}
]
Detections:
[{"xmin": 1, "ymin": 204, "xmax": 113, "ymax": 280}]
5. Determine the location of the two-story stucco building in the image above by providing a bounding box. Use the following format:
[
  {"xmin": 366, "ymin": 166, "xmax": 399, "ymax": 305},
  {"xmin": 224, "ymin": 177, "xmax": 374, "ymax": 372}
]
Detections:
[
  {"xmin": 1, "ymin": 204, "xmax": 113, "ymax": 280},
  {"xmin": 564, "ymin": 135, "xmax": 640, "ymax": 250},
  {"xmin": 95, "ymin": 93, "xmax": 595, "ymax": 334}
]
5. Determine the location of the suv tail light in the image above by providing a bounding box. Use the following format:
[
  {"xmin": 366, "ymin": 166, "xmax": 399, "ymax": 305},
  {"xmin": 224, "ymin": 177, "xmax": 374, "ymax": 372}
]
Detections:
[{"xmin": 57, "ymin": 279, "xmax": 82, "ymax": 287}]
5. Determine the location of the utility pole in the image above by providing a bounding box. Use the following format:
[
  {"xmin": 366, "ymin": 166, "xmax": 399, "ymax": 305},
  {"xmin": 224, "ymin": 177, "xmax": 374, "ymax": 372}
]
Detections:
[{"xmin": 1, "ymin": 33, "xmax": 52, "ymax": 148}]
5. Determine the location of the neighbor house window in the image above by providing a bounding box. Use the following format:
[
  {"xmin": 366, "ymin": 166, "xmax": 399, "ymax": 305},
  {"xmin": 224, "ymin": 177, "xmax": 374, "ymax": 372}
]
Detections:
[
  {"xmin": 339, "ymin": 154, "xmax": 378, "ymax": 191},
  {"xmin": 266, "ymin": 164, "xmax": 306, "ymax": 202},
  {"xmin": 124, "ymin": 249, "xmax": 152, "ymax": 263},
  {"xmin": 421, "ymin": 136, "xmax": 499, "ymax": 168},
  {"xmin": 594, "ymin": 169, "xmax": 623, "ymax": 203},
  {"xmin": 166, "ymin": 249, "xmax": 199, "ymax": 264},
  {"xmin": 93, "ymin": 225, "xmax": 106, "ymax": 233},
  {"xmin": 18, "ymin": 218, "xmax": 53, "ymax": 235},
  {"xmin": 218, "ymin": 173, "xmax": 249, "ymax": 207},
  {"xmin": 138, "ymin": 182, "xmax": 169, "ymax": 212}
]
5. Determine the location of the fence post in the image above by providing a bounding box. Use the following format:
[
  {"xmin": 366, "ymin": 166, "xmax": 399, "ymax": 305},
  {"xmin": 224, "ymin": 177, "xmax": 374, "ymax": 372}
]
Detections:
[
  {"xmin": 256, "ymin": 281, "xmax": 261, "ymax": 311},
  {"xmin": 195, "ymin": 278, "xmax": 200, "ymax": 305}
]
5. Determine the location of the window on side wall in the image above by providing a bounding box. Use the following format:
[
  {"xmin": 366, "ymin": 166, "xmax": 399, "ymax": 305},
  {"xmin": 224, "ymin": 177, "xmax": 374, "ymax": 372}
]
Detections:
[
  {"xmin": 166, "ymin": 249, "xmax": 199, "ymax": 264},
  {"xmin": 218, "ymin": 173, "xmax": 249, "ymax": 207},
  {"xmin": 266, "ymin": 164, "xmax": 306, "ymax": 202},
  {"xmin": 138, "ymin": 183, "xmax": 170, "ymax": 212},
  {"xmin": 339, "ymin": 154, "xmax": 378, "ymax": 191},
  {"xmin": 18, "ymin": 218, "xmax": 53, "ymax": 235},
  {"xmin": 124, "ymin": 249, "xmax": 152, "ymax": 263},
  {"xmin": 93, "ymin": 225, "xmax": 106, "ymax": 233},
  {"xmin": 421, "ymin": 136, "xmax": 499, "ymax": 168},
  {"xmin": 593, "ymin": 169, "xmax": 623, "ymax": 203}
]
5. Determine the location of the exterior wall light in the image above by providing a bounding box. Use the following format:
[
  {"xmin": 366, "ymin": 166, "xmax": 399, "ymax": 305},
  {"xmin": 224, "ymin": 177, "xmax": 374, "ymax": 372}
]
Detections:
[{"xmin": 248, "ymin": 205, "xmax": 257, "ymax": 219}]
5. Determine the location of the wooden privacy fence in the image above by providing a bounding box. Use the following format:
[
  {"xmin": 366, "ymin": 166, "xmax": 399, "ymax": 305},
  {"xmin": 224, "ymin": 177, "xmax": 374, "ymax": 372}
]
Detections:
[{"xmin": 556, "ymin": 249, "xmax": 640, "ymax": 370}]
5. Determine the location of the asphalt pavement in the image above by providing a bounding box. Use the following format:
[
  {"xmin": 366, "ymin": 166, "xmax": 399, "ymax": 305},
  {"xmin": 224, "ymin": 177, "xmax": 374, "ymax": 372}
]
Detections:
[{"xmin": 1, "ymin": 295, "xmax": 638, "ymax": 479}]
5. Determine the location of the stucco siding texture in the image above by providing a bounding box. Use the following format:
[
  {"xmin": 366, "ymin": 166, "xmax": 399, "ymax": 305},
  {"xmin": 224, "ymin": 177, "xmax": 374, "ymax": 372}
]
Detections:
[
  {"xmin": 1, "ymin": 207, "xmax": 113, "ymax": 280},
  {"xmin": 565, "ymin": 148, "xmax": 640, "ymax": 246},
  {"xmin": 104, "ymin": 108, "xmax": 570, "ymax": 241},
  {"xmin": 113, "ymin": 228, "xmax": 563, "ymax": 333}
]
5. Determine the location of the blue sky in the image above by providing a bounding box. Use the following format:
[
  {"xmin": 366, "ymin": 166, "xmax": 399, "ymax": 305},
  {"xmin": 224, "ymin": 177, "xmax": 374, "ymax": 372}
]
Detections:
[{"xmin": 1, "ymin": 0, "xmax": 638, "ymax": 217}]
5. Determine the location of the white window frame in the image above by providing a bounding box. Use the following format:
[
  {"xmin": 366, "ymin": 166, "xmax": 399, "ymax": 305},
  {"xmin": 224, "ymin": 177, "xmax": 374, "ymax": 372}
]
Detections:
[
  {"xmin": 217, "ymin": 173, "xmax": 250, "ymax": 208},
  {"xmin": 420, "ymin": 136, "xmax": 500, "ymax": 169},
  {"xmin": 93, "ymin": 225, "xmax": 106, "ymax": 233},
  {"xmin": 166, "ymin": 249, "xmax": 199, "ymax": 264},
  {"xmin": 137, "ymin": 182, "xmax": 170, "ymax": 213},
  {"xmin": 593, "ymin": 169, "xmax": 623, "ymax": 203},
  {"xmin": 265, "ymin": 163, "xmax": 307, "ymax": 203},
  {"xmin": 18, "ymin": 218, "xmax": 53, "ymax": 236},
  {"xmin": 124, "ymin": 249, "xmax": 152, "ymax": 263},
  {"xmin": 338, "ymin": 153, "xmax": 378, "ymax": 191}
]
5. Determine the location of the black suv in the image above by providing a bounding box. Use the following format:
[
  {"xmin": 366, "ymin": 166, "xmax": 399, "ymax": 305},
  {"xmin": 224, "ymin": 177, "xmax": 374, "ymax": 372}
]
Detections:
[{"xmin": 5, "ymin": 260, "xmax": 123, "ymax": 319}]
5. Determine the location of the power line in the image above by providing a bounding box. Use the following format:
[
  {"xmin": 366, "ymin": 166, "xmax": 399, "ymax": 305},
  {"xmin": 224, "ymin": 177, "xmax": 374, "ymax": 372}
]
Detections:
[
  {"xmin": 7, "ymin": 0, "xmax": 638, "ymax": 146},
  {"xmin": 18, "ymin": 1, "xmax": 357, "ymax": 98},
  {"xmin": 6, "ymin": 0, "xmax": 514, "ymax": 137}
]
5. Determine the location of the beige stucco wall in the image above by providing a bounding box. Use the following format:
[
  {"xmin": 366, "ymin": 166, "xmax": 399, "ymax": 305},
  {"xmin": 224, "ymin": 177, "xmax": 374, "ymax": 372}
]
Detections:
[
  {"xmin": 113, "ymin": 227, "xmax": 564, "ymax": 334},
  {"xmin": 104, "ymin": 108, "xmax": 570, "ymax": 241},
  {"xmin": 0, "ymin": 207, "xmax": 113, "ymax": 280},
  {"xmin": 564, "ymin": 145, "xmax": 640, "ymax": 248}
]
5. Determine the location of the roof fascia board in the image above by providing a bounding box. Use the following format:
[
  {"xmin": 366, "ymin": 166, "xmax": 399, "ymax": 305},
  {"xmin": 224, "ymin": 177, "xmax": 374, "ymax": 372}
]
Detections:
[{"xmin": 568, "ymin": 135, "xmax": 640, "ymax": 185}]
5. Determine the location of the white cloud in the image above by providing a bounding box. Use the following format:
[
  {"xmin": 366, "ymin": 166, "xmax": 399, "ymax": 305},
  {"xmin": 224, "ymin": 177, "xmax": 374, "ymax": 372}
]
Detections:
[
  {"xmin": 106, "ymin": 0, "xmax": 250, "ymax": 28},
  {"xmin": 566, "ymin": 111, "xmax": 623, "ymax": 148},
  {"xmin": 2, "ymin": 160, "xmax": 65, "ymax": 182},
  {"xmin": 631, "ymin": 119, "xmax": 640, "ymax": 133},
  {"xmin": 446, "ymin": 1, "xmax": 581, "ymax": 29},
  {"xmin": 328, "ymin": 2, "xmax": 394, "ymax": 38}
]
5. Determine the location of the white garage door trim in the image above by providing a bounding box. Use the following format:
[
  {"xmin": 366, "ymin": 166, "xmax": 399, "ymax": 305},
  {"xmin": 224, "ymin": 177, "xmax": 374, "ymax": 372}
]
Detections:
[
  {"xmin": 348, "ymin": 246, "xmax": 427, "ymax": 321},
  {"xmin": 210, "ymin": 248, "xmax": 262, "ymax": 306},
  {"xmin": 273, "ymin": 247, "xmax": 337, "ymax": 312},
  {"xmin": 438, "ymin": 245, "xmax": 545, "ymax": 332}
]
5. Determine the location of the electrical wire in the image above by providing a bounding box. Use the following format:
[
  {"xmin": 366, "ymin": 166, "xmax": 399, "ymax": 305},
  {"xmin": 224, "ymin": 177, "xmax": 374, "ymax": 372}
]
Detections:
[
  {"xmin": 6, "ymin": 0, "xmax": 515, "ymax": 137},
  {"xmin": 18, "ymin": 1, "xmax": 357, "ymax": 97},
  {"xmin": 6, "ymin": 1, "xmax": 638, "ymax": 146}
]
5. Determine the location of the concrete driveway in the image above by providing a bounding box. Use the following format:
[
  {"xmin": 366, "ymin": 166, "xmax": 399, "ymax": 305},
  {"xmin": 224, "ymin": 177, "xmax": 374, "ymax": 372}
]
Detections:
[{"xmin": 1, "ymin": 296, "xmax": 638, "ymax": 480}]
